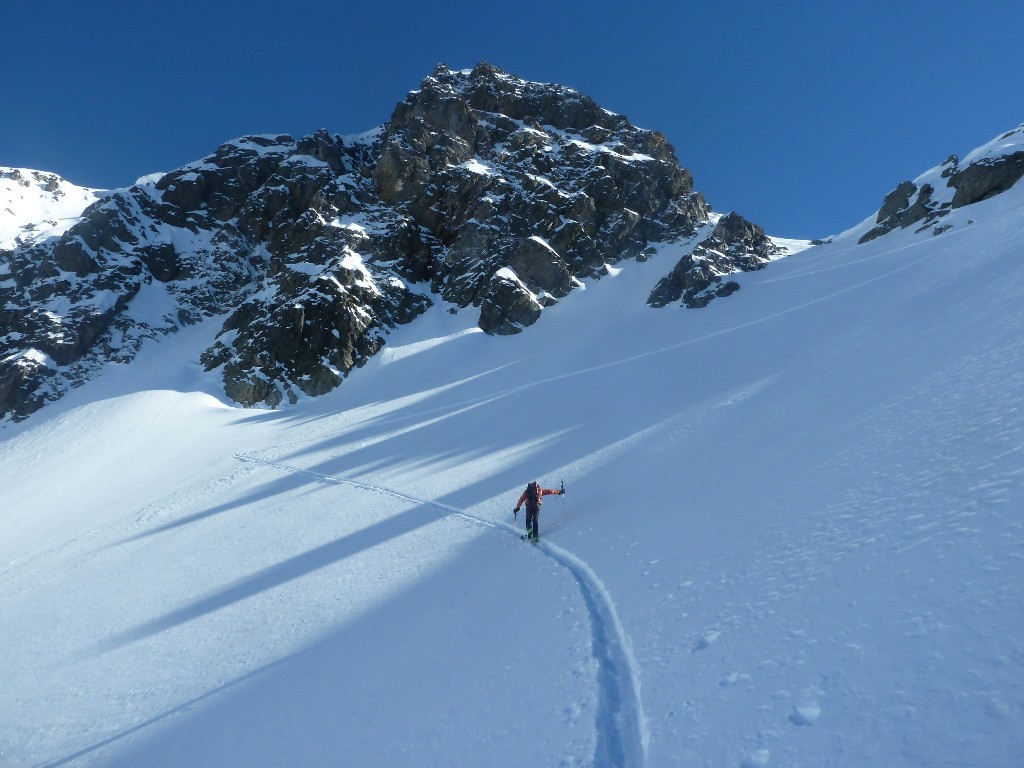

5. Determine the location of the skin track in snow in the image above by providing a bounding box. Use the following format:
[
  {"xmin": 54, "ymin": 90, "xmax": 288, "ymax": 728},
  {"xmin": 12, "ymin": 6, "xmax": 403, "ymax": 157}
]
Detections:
[{"xmin": 232, "ymin": 454, "xmax": 648, "ymax": 768}]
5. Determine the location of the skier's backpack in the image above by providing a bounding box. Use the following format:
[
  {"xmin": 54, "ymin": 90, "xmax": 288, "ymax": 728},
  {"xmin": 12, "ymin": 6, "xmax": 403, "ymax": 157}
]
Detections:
[{"xmin": 526, "ymin": 481, "xmax": 540, "ymax": 506}]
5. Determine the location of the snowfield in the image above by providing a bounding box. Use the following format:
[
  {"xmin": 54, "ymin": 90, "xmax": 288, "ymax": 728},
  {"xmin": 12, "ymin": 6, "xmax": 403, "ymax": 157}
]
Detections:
[
  {"xmin": 0, "ymin": 169, "xmax": 104, "ymax": 251},
  {"xmin": 1, "ymin": 179, "xmax": 1022, "ymax": 766}
]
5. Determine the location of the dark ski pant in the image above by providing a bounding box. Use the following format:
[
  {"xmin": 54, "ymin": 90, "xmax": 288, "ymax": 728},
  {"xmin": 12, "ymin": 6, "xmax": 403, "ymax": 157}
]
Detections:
[{"xmin": 525, "ymin": 504, "xmax": 540, "ymax": 538}]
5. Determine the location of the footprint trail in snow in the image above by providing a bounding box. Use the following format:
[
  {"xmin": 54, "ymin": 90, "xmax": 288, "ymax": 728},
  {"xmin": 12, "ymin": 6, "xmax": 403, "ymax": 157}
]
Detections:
[{"xmin": 233, "ymin": 453, "xmax": 648, "ymax": 768}]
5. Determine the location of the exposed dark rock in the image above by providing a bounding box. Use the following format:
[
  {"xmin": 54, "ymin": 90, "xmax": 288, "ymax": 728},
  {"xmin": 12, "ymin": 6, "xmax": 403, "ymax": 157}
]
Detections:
[
  {"xmin": 137, "ymin": 242, "xmax": 180, "ymax": 282},
  {"xmin": 859, "ymin": 182, "xmax": 945, "ymax": 244},
  {"xmin": 478, "ymin": 271, "xmax": 542, "ymax": 335},
  {"xmin": 0, "ymin": 354, "xmax": 56, "ymax": 422},
  {"xmin": 877, "ymin": 181, "xmax": 917, "ymax": 223},
  {"xmin": 508, "ymin": 236, "xmax": 573, "ymax": 298},
  {"xmin": 949, "ymin": 151, "xmax": 1024, "ymax": 208},
  {"xmin": 648, "ymin": 212, "xmax": 780, "ymax": 308}
]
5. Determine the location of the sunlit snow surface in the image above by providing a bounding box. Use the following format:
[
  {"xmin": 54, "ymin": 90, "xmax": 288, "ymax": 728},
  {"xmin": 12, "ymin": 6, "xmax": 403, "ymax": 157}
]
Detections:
[
  {"xmin": 0, "ymin": 168, "xmax": 105, "ymax": 250},
  {"xmin": 1, "ymin": 180, "xmax": 1022, "ymax": 766}
]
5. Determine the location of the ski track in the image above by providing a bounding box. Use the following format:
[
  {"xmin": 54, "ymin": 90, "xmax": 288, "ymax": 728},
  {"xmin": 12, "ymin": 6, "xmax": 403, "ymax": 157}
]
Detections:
[{"xmin": 233, "ymin": 453, "xmax": 649, "ymax": 768}]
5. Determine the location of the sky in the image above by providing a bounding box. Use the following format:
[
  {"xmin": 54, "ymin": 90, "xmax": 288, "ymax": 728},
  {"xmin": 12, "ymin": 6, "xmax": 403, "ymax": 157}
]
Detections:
[{"xmin": 2, "ymin": 0, "xmax": 1022, "ymax": 239}]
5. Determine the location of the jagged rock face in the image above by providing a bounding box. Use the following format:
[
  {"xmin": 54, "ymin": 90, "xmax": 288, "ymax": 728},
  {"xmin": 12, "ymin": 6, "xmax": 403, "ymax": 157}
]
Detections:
[
  {"xmin": 1, "ymin": 131, "xmax": 432, "ymax": 417},
  {"xmin": 477, "ymin": 269, "xmax": 543, "ymax": 335},
  {"xmin": 648, "ymin": 212, "xmax": 781, "ymax": 308},
  {"xmin": 859, "ymin": 125, "xmax": 1024, "ymax": 244},
  {"xmin": 375, "ymin": 63, "xmax": 708, "ymax": 319},
  {"xmin": 949, "ymin": 149, "xmax": 1024, "ymax": 208},
  {"xmin": 1, "ymin": 63, "xmax": 771, "ymax": 421},
  {"xmin": 859, "ymin": 175, "xmax": 949, "ymax": 244}
]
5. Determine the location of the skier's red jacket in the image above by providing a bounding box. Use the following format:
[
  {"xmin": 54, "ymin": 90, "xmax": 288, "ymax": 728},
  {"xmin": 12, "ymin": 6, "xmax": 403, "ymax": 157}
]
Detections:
[{"xmin": 514, "ymin": 484, "xmax": 561, "ymax": 512}]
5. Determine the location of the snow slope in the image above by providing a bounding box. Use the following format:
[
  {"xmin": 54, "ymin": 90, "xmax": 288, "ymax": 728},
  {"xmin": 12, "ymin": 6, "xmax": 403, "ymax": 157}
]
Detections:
[
  {"xmin": 1, "ymin": 175, "xmax": 1022, "ymax": 766},
  {"xmin": 0, "ymin": 169, "xmax": 104, "ymax": 251}
]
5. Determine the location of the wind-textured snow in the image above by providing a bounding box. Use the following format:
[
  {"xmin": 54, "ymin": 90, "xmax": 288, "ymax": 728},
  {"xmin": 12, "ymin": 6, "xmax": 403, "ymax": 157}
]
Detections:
[{"xmin": 1, "ymin": 163, "xmax": 1022, "ymax": 765}]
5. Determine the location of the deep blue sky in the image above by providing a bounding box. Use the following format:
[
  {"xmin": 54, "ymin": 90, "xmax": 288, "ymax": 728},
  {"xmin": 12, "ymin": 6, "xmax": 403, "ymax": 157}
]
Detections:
[{"xmin": 3, "ymin": 1, "xmax": 1021, "ymax": 239}]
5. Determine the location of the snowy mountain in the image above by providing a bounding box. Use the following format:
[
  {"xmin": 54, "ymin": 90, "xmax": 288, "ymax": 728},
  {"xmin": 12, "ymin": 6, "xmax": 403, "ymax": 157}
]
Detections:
[
  {"xmin": 1, "ymin": 64, "xmax": 791, "ymax": 422},
  {"xmin": 0, "ymin": 168, "xmax": 105, "ymax": 252},
  {"xmin": 1, "ymin": 72, "xmax": 1023, "ymax": 766}
]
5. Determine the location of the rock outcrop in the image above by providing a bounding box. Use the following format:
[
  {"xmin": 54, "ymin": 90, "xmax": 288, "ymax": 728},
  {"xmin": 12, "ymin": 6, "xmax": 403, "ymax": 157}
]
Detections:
[
  {"xmin": 859, "ymin": 125, "xmax": 1024, "ymax": 244},
  {"xmin": 374, "ymin": 63, "xmax": 708, "ymax": 317},
  {"xmin": 647, "ymin": 212, "xmax": 781, "ymax": 308}
]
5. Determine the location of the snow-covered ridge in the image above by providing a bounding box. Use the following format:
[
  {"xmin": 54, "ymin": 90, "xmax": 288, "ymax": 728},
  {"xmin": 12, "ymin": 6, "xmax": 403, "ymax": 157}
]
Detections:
[
  {"xmin": 0, "ymin": 167, "xmax": 106, "ymax": 250},
  {"xmin": 831, "ymin": 123, "xmax": 1024, "ymax": 245}
]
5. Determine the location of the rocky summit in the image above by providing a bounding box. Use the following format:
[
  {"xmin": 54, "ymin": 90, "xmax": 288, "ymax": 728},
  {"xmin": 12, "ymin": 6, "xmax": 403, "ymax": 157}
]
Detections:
[{"xmin": 0, "ymin": 65, "xmax": 842, "ymax": 420}]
